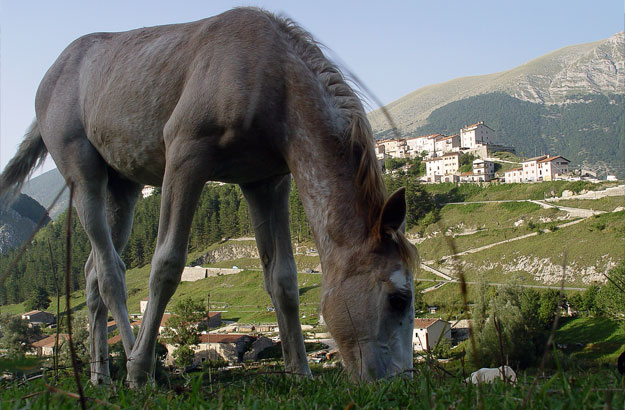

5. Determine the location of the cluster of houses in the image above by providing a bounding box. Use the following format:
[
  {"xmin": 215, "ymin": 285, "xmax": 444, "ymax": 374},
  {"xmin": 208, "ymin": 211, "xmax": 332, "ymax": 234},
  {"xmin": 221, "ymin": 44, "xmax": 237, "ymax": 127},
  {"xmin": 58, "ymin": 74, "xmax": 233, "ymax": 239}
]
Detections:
[
  {"xmin": 17, "ymin": 304, "xmax": 461, "ymax": 366},
  {"xmin": 376, "ymin": 121, "xmax": 572, "ymax": 184}
]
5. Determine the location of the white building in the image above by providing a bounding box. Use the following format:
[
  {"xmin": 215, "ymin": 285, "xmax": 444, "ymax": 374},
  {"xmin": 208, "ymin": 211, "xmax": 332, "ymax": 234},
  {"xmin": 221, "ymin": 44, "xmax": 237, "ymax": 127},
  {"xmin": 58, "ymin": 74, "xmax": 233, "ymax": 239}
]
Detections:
[
  {"xmin": 472, "ymin": 159, "xmax": 495, "ymax": 181},
  {"xmin": 376, "ymin": 138, "xmax": 409, "ymax": 159},
  {"xmin": 504, "ymin": 167, "xmax": 523, "ymax": 183},
  {"xmin": 520, "ymin": 155, "xmax": 570, "ymax": 182},
  {"xmin": 141, "ymin": 185, "xmax": 156, "ymax": 198},
  {"xmin": 460, "ymin": 122, "xmax": 495, "ymax": 149},
  {"xmin": 435, "ymin": 134, "xmax": 461, "ymax": 154},
  {"xmin": 413, "ymin": 318, "xmax": 451, "ymax": 351},
  {"xmin": 405, "ymin": 135, "xmax": 429, "ymax": 157},
  {"xmin": 424, "ymin": 152, "xmax": 461, "ymax": 183},
  {"xmin": 536, "ymin": 155, "xmax": 570, "ymax": 181},
  {"xmin": 32, "ymin": 334, "xmax": 70, "ymax": 356},
  {"xmin": 521, "ymin": 155, "xmax": 548, "ymax": 182}
]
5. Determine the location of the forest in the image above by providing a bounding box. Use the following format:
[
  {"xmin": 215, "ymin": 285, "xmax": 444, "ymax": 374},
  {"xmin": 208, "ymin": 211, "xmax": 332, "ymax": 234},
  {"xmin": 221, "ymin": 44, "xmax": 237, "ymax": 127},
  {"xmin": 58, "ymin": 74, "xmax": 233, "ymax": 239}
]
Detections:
[
  {"xmin": 0, "ymin": 175, "xmax": 436, "ymax": 306},
  {"xmin": 413, "ymin": 92, "xmax": 625, "ymax": 177}
]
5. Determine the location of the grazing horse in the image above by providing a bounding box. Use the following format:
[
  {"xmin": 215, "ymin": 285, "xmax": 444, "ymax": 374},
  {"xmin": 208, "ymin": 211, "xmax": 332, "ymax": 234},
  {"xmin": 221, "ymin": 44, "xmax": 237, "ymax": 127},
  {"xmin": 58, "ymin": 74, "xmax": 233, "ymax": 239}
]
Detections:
[{"xmin": 0, "ymin": 8, "xmax": 416, "ymax": 386}]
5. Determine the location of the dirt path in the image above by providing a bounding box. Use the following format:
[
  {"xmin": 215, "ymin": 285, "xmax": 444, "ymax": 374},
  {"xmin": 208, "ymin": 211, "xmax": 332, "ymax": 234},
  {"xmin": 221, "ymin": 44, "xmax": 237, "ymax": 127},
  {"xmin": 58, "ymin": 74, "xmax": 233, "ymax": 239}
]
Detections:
[{"xmin": 415, "ymin": 195, "xmax": 618, "ymax": 291}]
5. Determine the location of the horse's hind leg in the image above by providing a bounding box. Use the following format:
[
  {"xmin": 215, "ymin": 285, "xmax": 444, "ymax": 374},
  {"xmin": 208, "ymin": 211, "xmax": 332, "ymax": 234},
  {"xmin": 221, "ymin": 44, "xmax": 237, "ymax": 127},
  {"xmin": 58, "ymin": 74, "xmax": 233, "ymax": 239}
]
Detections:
[
  {"xmin": 85, "ymin": 170, "xmax": 141, "ymax": 384},
  {"xmin": 240, "ymin": 175, "xmax": 311, "ymax": 377}
]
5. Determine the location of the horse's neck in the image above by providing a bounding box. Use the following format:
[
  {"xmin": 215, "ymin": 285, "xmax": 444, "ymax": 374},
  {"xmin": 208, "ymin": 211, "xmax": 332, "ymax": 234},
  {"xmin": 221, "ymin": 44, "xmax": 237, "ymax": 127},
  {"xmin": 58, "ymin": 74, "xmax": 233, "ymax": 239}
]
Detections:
[{"xmin": 287, "ymin": 132, "xmax": 368, "ymax": 272}]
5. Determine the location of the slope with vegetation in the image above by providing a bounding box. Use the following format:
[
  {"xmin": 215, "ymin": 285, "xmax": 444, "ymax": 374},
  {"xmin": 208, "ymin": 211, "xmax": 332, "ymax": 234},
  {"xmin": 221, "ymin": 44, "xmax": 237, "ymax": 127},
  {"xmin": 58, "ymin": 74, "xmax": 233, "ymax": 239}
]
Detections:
[{"xmin": 369, "ymin": 32, "xmax": 625, "ymax": 177}]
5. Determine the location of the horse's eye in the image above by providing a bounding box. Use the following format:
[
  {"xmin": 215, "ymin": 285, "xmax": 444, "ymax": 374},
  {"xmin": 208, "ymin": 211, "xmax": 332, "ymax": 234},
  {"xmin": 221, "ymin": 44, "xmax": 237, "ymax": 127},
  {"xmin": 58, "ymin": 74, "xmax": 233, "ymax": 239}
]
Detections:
[{"xmin": 388, "ymin": 290, "xmax": 411, "ymax": 312}]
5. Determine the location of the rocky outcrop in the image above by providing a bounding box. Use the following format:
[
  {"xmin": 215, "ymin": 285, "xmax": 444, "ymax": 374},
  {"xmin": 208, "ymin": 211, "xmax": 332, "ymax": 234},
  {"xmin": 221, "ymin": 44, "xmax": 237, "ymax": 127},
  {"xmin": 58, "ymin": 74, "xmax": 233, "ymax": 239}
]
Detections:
[
  {"xmin": 369, "ymin": 32, "xmax": 625, "ymax": 134},
  {"xmin": 0, "ymin": 204, "xmax": 37, "ymax": 254},
  {"xmin": 463, "ymin": 255, "xmax": 617, "ymax": 285},
  {"xmin": 190, "ymin": 241, "xmax": 259, "ymax": 266}
]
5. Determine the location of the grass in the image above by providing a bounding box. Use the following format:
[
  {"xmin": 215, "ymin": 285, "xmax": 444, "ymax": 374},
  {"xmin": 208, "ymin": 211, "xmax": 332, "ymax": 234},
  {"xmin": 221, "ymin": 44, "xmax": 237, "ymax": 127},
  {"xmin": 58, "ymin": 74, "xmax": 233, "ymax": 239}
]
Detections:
[
  {"xmin": 555, "ymin": 196, "xmax": 625, "ymax": 212},
  {"xmin": 2, "ymin": 362, "xmax": 624, "ymax": 409},
  {"xmin": 425, "ymin": 181, "xmax": 619, "ymax": 203},
  {"xmin": 450, "ymin": 210, "xmax": 625, "ymax": 287},
  {"xmin": 555, "ymin": 316, "xmax": 625, "ymax": 364},
  {"xmin": 415, "ymin": 201, "xmax": 569, "ymax": 262}
]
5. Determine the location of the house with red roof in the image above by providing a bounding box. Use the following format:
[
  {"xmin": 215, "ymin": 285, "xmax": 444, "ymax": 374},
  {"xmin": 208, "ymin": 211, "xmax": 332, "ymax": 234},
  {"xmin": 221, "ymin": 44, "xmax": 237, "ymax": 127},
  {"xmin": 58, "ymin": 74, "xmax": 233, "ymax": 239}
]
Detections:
[
  {"xmin": 517, "ymin": 154, "xmax": 571, "ymax": 182},
  {"xmin": 32, "ymin": 334, "xmax": 70, "ymax": 356},
  {"xmin": 413, "ymin": 318, "xmax": 451, "ymax": 352}
]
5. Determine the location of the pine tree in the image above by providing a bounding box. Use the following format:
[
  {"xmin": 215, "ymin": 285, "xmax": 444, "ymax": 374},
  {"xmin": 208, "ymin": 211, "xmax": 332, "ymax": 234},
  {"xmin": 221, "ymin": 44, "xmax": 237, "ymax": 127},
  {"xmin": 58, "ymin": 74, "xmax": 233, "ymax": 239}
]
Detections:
[{"xmin": 25, "ymin": 287, "xmax": 51, "ymax": 311}]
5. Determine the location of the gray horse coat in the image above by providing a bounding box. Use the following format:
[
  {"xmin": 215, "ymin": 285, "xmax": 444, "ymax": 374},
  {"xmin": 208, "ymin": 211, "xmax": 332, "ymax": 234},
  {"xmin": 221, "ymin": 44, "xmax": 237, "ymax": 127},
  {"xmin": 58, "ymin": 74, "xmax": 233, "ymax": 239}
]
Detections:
[{"xmin": 1, "ymin": 8, "xmax": 415, "ymax": 386}]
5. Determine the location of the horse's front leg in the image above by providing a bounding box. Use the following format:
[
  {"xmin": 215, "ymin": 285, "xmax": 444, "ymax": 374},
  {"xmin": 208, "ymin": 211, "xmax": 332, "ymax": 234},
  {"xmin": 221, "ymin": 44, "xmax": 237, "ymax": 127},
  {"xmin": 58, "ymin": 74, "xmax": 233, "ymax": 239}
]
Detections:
[
  {"xmin": 126, "ymin": 147, "xmax": 205, "ymax": 387},
  {"xmin": 241, "ymin": 175, "xmax": 312, "ymax": 377}
]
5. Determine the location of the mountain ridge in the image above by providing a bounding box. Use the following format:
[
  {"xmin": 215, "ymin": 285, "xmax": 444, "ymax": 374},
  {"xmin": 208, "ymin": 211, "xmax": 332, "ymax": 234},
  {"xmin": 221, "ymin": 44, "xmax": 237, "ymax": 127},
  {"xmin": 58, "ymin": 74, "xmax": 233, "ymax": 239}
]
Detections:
[{"xmin": 368, "ymin": 32, "xmax": 625, "ymax": 135}]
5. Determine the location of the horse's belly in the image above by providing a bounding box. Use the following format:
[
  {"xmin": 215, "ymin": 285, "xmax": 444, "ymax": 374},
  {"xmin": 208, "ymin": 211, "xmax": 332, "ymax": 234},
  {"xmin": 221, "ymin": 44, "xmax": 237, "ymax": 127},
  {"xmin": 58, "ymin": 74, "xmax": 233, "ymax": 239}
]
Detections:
[{"xmin": 91, "ymin": 134, "xmax": 166, "ymax": 186}]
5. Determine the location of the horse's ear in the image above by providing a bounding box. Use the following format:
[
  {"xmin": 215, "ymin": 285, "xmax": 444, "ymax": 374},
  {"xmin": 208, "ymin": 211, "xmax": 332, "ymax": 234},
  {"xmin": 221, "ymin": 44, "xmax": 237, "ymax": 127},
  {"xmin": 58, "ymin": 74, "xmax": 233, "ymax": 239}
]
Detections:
[{"xmin": 376, "ymin": 187, "xmax": 406, "ymax": 236}]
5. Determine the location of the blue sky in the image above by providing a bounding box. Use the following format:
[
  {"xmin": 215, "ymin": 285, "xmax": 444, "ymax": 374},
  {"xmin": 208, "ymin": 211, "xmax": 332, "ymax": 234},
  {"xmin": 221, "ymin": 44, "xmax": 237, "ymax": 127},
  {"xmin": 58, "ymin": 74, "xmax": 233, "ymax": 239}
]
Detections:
[{"xmin": 1, "ymin": 0, "xmax": 623, "ymax": 174}]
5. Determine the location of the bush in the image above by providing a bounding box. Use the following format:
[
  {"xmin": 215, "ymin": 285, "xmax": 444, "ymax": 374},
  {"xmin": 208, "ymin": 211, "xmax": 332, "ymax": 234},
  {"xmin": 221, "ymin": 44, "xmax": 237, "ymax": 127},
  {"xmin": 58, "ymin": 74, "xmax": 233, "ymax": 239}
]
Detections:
[
  {"xmin": 173, "ymin": 345, "xmax": 196, "ymax": 369},
  {"xmin": 431, "ymin": 338, "xmax": 453, "ymax": 359}
]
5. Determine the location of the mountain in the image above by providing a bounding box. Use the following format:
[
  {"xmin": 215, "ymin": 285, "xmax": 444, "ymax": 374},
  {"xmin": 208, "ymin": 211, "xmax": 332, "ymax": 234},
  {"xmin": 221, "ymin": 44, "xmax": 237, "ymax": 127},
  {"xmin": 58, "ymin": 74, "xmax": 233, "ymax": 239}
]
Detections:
[
  {"xmin": 368, "ymin": 32, "xmax": 625, "ymax": 176},
  {"xmin": 21, "ymin": 168, "xmax": 68, "ymax": 220},
  {"xmin": 0, "ymin": 193, "xmax": 50, "ymax": 254}
]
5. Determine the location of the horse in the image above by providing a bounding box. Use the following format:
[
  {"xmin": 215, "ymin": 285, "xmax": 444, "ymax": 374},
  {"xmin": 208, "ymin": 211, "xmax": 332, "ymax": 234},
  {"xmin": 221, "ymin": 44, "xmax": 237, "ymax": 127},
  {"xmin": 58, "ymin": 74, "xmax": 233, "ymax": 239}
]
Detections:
[{"xmin": 0, "ymin": 7, "xmax": 416, "ymax": 387}]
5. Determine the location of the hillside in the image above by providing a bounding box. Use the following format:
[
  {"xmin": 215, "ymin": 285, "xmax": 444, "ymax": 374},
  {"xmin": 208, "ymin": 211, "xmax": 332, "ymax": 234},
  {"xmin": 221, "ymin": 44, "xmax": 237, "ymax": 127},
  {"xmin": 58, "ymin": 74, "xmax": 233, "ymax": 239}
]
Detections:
[
  {"xmin": 368, "ymin": 32, "xmax": 625, "ymax": 176},
  {"xmin": 0, "ymin": 193, "xmax": 50, "ymax": 254},
  {"xmin": 2, "ymin": 179, "xmax": 622, "ymax": 321},
  {"xmin": 21, "ymin": 168, "xmax": 68, "ymax": 220}
]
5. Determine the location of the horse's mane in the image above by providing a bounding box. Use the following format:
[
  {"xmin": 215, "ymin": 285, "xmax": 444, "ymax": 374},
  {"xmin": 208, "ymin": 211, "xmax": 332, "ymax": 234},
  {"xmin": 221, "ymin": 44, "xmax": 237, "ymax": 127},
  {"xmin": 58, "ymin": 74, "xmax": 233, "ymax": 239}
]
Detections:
[
  {"xmin": 264, "ymin": 10, "xmax": 417, "ymax": 268},
  {"xmin": 264, "ymin": 11, "xmax": 386, "ymax": 225}
]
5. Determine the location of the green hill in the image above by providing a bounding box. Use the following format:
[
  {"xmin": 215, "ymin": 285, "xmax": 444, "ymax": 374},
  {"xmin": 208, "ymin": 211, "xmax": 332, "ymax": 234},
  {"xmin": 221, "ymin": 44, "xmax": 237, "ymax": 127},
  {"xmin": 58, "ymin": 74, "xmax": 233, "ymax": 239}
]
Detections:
[{"xmin": 368, "ymin": 32, "xmax": 625, "ymax": 177}]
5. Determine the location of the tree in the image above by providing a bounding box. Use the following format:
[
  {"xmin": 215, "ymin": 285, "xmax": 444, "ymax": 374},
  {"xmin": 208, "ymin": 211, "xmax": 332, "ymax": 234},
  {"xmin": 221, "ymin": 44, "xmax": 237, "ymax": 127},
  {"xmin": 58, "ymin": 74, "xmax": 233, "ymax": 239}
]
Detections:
[
  {"xmin": 173, "ymin": 345, "xmax": 196, "ymax": 368},
  {"xmin": 468, "ymin": 282, "xmax": 551, "ymax": 369},
  {"xmin": 458, "ymin": 153, "xmax": 476, "ymax": 173},
  {"xmin": 25, "ymin": 287, "xmax": 52, "ymax": 311},
  {"xmin": 598, "ymin": 261, "xmax": 625, "ymax": 321},
  {"xmin": 537, "ymin": 289, "xmax": 562, "ymax": 328},
  {"xmin": 162, "ymin": 297, "xmax": 208, "ymax": 368},
  {"xmin": 0, "ymin": 314, "xmax": 42, "ymax": 357},
  {"xmin": 58, "ymin": 312, "xmax": 89, "ymax": 368},
  {"xmin": 581, "ymin": 285, "xmax": 602, "ymax": 316}
]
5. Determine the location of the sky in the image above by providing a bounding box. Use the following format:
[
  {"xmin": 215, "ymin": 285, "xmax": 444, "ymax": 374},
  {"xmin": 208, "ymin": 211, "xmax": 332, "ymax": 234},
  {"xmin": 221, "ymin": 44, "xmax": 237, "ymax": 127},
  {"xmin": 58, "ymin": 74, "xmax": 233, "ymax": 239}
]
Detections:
[{"xmin": 1, "ymin": 0, "xmax": 623, "ymax": 175}]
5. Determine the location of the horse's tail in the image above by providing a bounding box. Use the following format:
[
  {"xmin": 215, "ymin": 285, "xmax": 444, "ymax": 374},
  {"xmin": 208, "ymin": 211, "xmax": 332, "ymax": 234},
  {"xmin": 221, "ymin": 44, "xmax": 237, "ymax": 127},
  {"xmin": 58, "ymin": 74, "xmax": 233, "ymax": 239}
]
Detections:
[{"xmin": 0, "ymin": 119, "xmax": 48, "ymax": 199}]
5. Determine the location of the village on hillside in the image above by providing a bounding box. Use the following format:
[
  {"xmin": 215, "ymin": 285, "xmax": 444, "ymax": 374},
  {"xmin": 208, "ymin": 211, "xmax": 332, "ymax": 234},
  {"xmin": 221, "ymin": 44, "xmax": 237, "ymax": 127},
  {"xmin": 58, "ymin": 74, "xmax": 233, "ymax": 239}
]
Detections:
[
  {"xmin": 375, "ymin": 122, "xmax": 617, "ymax": 184},
  {"xmin": 17, "ymin": 301, "xmax": 461, "ymax": 370}
]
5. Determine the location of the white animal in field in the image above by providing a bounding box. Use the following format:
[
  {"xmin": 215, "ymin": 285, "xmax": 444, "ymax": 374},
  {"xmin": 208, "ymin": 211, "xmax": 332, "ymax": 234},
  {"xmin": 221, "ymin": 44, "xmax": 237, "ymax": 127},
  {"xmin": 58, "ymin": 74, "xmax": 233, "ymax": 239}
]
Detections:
[{"xmin": 466, "ymin": 366, "xmax": 517, "ymax": 384}]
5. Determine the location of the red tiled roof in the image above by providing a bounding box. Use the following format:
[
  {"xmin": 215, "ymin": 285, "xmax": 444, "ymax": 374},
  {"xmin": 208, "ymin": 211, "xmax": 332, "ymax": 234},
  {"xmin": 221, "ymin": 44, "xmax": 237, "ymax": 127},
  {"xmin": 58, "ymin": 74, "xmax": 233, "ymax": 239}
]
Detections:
[
  {"xmin": 439, "ymin": 135, "xmax": 457, "ymax": 141},
  {"xmin": 108, "ymin": 334, "xmax": 122, "ymax": 345},
  {"xmin": 505, "ymin": 167, "xmax": 523, "ymax": 172},
  {"xmin": 538, "ymin": 155, "xmax": 569, "ymax": 163},
  {"xmin": 414, "ymin": 318, "xmax": 440, "ymax": 329},
  {"xmin": 462, "ymin": 121, "xmax": 493, "ymax": 131},
  {"xmin": 427, "ymin": 134, "xmax": 444, "ymax": 139},
  {"xmin": 524, "ymin": 155, "xmax": 548, "ymax": 162},
  {"xmin": 33, "ymin": 334, "xmax": 70, "ymax": 348}
]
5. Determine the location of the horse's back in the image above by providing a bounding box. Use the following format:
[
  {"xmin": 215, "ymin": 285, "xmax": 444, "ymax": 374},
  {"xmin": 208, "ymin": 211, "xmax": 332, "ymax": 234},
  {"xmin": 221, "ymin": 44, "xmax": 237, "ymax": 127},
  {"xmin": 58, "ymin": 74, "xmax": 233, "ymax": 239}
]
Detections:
[{"xmin": 36, "ymin": 8, "xmax": 291, "ymax": 186}]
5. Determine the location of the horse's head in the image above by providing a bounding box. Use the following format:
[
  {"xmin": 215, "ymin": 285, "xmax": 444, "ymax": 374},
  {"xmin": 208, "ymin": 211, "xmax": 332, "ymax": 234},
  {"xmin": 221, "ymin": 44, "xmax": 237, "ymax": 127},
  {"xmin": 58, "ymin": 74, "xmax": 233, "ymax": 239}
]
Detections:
[{"xmin": 321, "ymin": 188, "xmax": 416, "ymax": 381}]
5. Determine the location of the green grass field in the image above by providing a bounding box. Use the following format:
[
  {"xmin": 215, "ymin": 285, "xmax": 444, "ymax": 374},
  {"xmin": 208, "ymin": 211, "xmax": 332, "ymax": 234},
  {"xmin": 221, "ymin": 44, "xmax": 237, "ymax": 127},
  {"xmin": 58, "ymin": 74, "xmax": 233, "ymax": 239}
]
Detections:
[
  {"xmin": 555, "ymin": 316, "xmax": 625, "ymax": 364},
  {"xmin": 555, "ymin": 196, "xmax": 625, "ymax": 212},
  {"xmin": 1, "ymin": 361, "xmax": 623, "ymax": 409}
]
